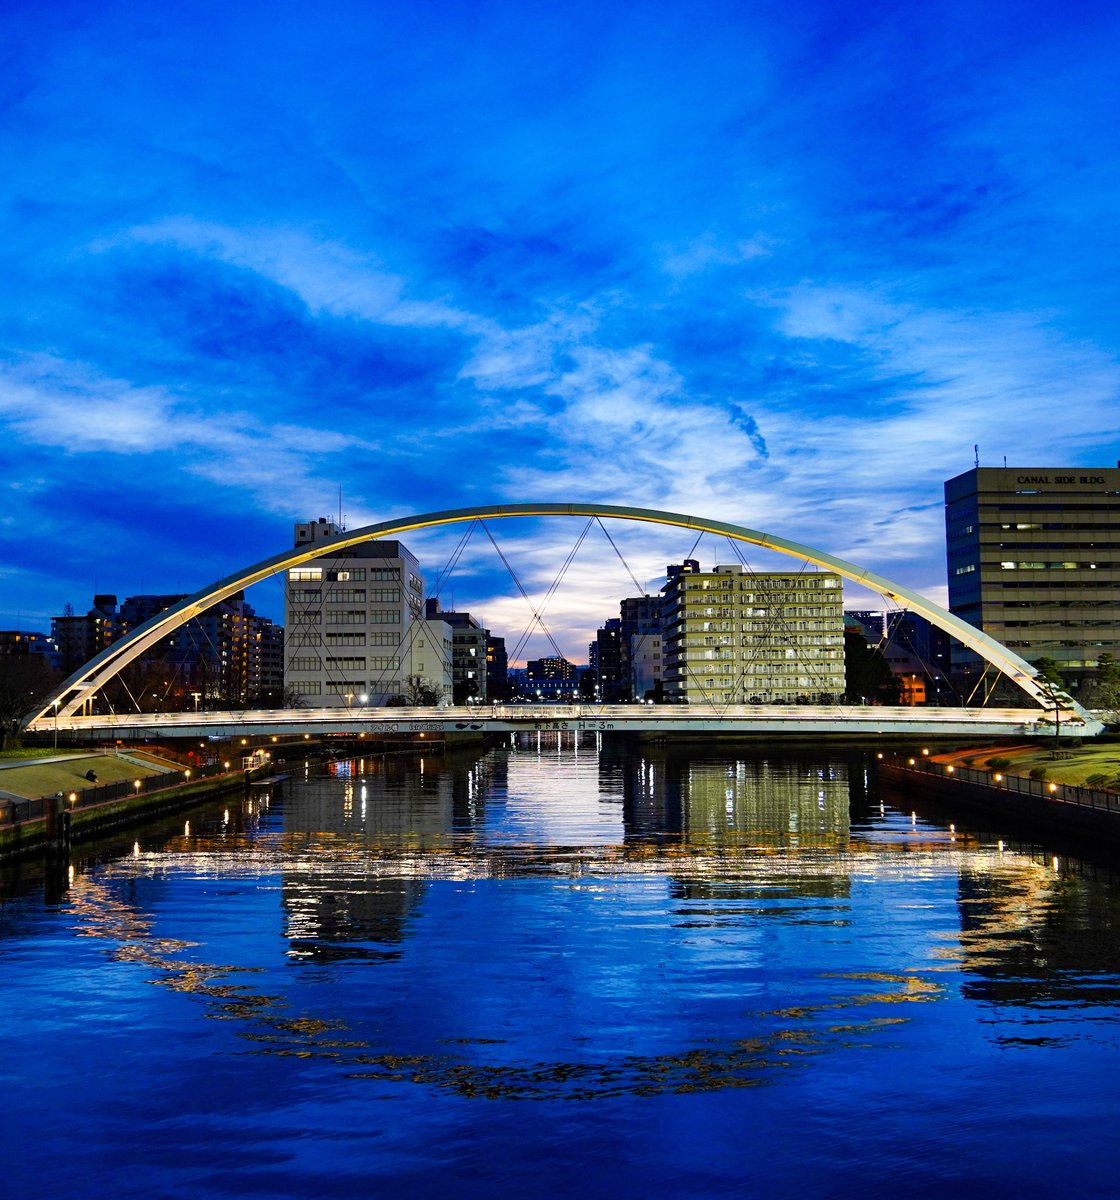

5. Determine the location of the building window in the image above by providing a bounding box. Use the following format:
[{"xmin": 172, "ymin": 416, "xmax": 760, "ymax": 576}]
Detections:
[
  {"xmin": 328, "ymin": 611, "xmax": 366, "ymax": 625},
  {"xmin": 326, "ymin": 657, "xmax": 366, "ymax": 671},
  {"xmin": 289, "ymin": 680, "xmax": 322, "ymax": 695},
  {"xmin": 326, "ymin": 633, "xmax": 366, "ymax": 646},
  {"xmin": 289, "ymin": 568, "xmax": 322, "ymax": 582},
  {"xmin": 289, "ymin": 656, "xmax": 320, "ymax": 671}
]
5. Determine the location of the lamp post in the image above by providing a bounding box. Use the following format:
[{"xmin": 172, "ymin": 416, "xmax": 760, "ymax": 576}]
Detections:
[{"xmin": 52, "ymin": 699, "xmax": 59, "ymax": 751}]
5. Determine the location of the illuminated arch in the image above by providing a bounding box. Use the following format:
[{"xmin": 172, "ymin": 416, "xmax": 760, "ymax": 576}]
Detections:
[{"xmin": 27, "ymin": 502, "xmax": 1092, "ymax": 726}]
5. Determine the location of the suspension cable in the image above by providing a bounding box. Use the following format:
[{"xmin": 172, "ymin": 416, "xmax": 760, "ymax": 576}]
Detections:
[
  {"xmin": 483, "ymin": 519, "xmax": 589, "ymax": 663},
  {"xmin": 594, "ymin": 517, "xmax": 649, "ymax": 597}
]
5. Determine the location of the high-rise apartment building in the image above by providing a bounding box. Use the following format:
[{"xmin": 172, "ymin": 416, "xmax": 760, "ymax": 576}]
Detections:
[
  {"xmin": 945, "ymin": 467, "xmax": 1120, "ymax": 689},
  {"xmin": 591, "ymin": 618, "xmax": 624, "ymax": 700},
  {"xmin": 486, "ymin": 634, "xmax": 508, "ymax": 701},
  {"xmin": 50, "ymin": 591, "xmax": 282, "ymax": 708},
  {"xmin": 661, "ymin": 561, "xmax": 845, "ymax": 704},
  {"xmin": 423, "ymin": 599, "xmax": 489, "ymax": 703},
  {"xmin": 0, "ymin": 630, "xmax": 61, "ymax": 671},
  {"xmin": 284, "ymin": 518, "xmax": 425, "ymax": 706},
  {"xmin": 619, "ymin": 595, "xmax": 662, "ymax": 700}
]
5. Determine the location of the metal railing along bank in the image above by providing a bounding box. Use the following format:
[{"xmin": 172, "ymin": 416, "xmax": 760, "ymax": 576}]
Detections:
[
  {"xmin": 0, "ymin": 760, "xmax": 234, "ymax": 828},
  {"xmin": 882, "ymin": 754, "xmax": 1120, "ymax": 816}
]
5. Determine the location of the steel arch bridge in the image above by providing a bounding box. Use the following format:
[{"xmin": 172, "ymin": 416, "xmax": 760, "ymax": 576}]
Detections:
[{"xmin": 24, "ymin": 502, "xmax": 1101, "ymax": 734}]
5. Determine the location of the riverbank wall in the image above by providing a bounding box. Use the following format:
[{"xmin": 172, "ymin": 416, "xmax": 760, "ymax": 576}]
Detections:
[
  {"xmin": 0, "ymin": 768, "xmax": 254, "ymax": 861},
  {"xmin": 878, "ymin": 755, "xmax": 1120, "ymax": 846},
  {"xmin": 0, "ymin": 731, "xmax": 496, "ymax": 861}
]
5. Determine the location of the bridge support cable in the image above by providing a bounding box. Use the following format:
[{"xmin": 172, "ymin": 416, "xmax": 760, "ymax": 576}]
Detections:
[
  {"xmin": 484, "ymin": 519, "xmax": 588, "ymax": 665},
  {"xmin": 425, "ymin": 520, "xmax": 481, "ymax": 607},
  {"xmin": 963, "ymin": 664, "xmax": 1002, "ymax": 709},
  {"xmin": 593, "ymin": 517, "xmax": 650, "ymax": 600}
]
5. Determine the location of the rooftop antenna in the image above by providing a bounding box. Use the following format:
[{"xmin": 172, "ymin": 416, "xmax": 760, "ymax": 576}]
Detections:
[
  {"xmin": 1004, "ymin": 455, "xmax": 1007, "ymax": 468},
  {"xmin": 974, "ymin": 444, "xmax": 979, "ymax": 468},
  {"xmin": 338, "ymin": 486, "xmax": 343, "ymax": 530}
]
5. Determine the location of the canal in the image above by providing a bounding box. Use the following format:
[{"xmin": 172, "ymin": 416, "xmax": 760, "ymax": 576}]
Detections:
[{"xmin": 2, "ymin": 735, "xmax": 1119, "ymax": 1198}]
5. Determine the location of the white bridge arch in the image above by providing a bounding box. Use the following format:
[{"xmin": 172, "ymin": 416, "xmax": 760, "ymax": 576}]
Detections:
[{"xmin": 27, "ymin": 501, "xmax": 1094, "ymax": 729}]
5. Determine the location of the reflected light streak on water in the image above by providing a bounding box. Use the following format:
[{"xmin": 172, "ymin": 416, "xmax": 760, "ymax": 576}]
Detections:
[{"xmin": 1, "ymin": 739, "xmax": 1119, "ymax": 1200}]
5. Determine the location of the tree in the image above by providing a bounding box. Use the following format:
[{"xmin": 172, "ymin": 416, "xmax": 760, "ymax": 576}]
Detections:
[
  {"xmin": 1031, "ymin": 656, "xmax": 1069, "ymax": 750},
  {"xmin": 1032, "ymin": 656, "xmax": 1065, "ymax": 686},
  {"xmin": 844, "ymin": 631, "xmax": 901, "ymax": 704},
  {"xmin": 0, "ymin": 656, "xmax": 60, "ymax": 749},
  {"xmin": 405, "ymin": 675, "xmax": 445, "ymax": 706},
  {"xmin": 1090, "ymin": 652, "xmax": 1120, "ymax": 717}
]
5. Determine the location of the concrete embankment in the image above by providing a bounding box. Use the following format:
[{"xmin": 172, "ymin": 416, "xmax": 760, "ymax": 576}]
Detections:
[
  {"xmin": 0, "ymin": 769, "xmax": 255, "ymax": 860},
  {"xmin": 878, "ymin": 756, "xmax": 1120, "ymax": 847},
  {"xmin": 0, "ymin": 732, "xmax": 492, "ymax": 861}
]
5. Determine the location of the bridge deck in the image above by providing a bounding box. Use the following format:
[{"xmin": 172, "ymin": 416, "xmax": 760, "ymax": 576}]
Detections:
[{"xmin": 30, "ymin": 703, "xmax": 1079, "ymax": 741}]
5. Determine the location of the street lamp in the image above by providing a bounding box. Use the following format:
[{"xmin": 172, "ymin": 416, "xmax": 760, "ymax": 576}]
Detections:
[{"xmin": 52, "ymin": 699, "xmax": 59, "ymax": 751}]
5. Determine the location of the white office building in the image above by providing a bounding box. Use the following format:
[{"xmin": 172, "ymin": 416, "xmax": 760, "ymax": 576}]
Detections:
[{"xmin": 284, "ymin": 518, "xmax": 428, "ymax": 707}]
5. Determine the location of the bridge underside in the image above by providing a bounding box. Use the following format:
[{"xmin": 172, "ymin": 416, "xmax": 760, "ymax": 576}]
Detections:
[{"xmin": 43, "ymin": 703, "xmax": 1071, "ymax": 743}]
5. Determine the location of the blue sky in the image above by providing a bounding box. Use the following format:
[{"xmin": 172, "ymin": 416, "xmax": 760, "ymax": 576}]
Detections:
[{"xmin": 2, "ymin": 0, "xmax": 1118, "ymax": 657}]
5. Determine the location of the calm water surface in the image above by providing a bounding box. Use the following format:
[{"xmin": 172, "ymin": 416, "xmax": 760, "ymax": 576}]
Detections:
[{"xmin": 2, "ymin": 736, "xmax": 1119, "ymax": 1199}]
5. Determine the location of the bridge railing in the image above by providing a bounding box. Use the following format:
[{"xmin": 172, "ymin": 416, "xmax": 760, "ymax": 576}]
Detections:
[{"xmin": 35, "ymin": 702, "xmax": 1065, "ymax": 734}]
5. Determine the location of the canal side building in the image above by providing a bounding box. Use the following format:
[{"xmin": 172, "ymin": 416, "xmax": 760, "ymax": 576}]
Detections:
[{"xmin": 945, "ymin": 466, "xmax": 1120, "ymax": 695}]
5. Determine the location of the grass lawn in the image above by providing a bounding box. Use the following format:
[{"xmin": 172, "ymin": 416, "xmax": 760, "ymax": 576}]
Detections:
[
  {"xmin": 939, "ymin": 740, "xmax": 1120, "ymax": 788},
  {"xmin": 0, "ymin": 754, "xmax": 167, "ymax": 799}
]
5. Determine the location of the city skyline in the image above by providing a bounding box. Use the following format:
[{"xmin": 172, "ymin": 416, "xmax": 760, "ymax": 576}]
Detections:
[{"xmin": 3, "ymin": 1, "xmax": 1119, "ymax": 656}]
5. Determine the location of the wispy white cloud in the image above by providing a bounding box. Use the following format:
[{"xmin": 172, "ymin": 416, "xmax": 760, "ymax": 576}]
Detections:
[
  {"xmin": 113, "ymin": 219, "xmax": 475, "ymax": 332},
  {"xmin": 0, "ymin": 356, "xmax": 369, "ymax": 516}
]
